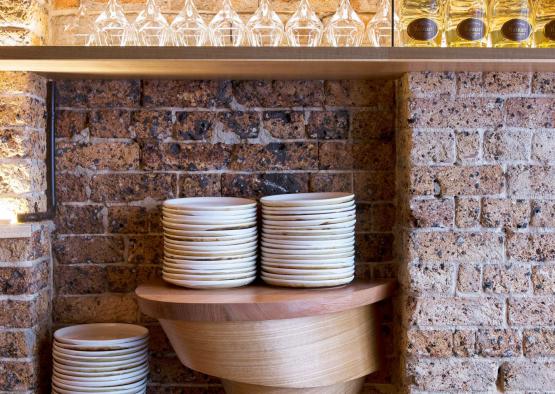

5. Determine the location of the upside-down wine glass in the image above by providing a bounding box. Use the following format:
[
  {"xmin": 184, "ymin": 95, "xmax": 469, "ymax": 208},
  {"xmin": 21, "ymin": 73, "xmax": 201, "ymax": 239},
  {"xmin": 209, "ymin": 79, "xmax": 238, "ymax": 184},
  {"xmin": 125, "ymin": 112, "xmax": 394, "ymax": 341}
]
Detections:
[
  {"xmin": 209, "ymin": 0, "xmax": 247, "ymax": 46},
  {"xmin": 247, "ymin": 0, "xmax": 285, "ymax": 46},
  {"xmin": 63, "ymin": 0, "xmax": 94, "ymax": 45},
  {"xmin": 93, "ymin": 0, "xmax": 138, "ymax": 46},
  {"xmin": 324, "ymin": 0, "xmax": 365, "ymax": 46},
  {"xmin": 134, "ymin": 0, "xmax": 172, "ymax": 46},
  {"xmin": 367, "ymin": 0, "xmax": 400, "ymax": 47},
  {"xmin": 285, "ymin": 0, "xmax": 323, "ymax": 47},
  {"xmin": 170, "ymin": 0, "xmax": 209, "ymax": 46}
]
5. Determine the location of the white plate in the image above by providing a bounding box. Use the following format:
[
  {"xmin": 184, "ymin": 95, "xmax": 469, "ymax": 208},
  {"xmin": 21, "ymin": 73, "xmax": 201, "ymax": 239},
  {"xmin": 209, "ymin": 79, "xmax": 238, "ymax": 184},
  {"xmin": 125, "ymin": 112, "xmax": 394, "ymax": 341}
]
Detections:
[
  {"xmin": 262, "ymin": 265, "xmax": 355, "ymax": 275},
  {"xmin": 164, "ymin": 256, "xmax": 256, "ymax": 266},
  {"xmin": 163, "ymin": 206, "xmax": 256, "ymax": 217},
  {"xmin": 164, "ymin": 261, "xmax": 256, "ymax": 271},
  {"xmin": 53, "ymin": 383, "xmax": 146, "ymax": 394},
  {"xmin": 53, "ymin": 353, "xmax": 148, "ymax": 368},
  {"xmin": 53, "ymin": 343, "xmax": 148, "ymax": 358},
  {"xmin": 164, "ymin": 235, "xmax": 257, "ymax": 247},
  {"xmin": 52, "ymin": 376, "xmax": 147, "ymax": 393},
  {"xmin": 163, "ymin": 216, "xmax": 257, "ymax": 226},
  {"xmin": 163, "ymin": 275, "xmax": 255, "ymax": 289},
  {"xmin": 54, "ymin": 337, "xmax": 147, "ymax": 351},
  {"xmin": 163, "ymin": 221, "xmax": 256, "ymax": 231},
  {"xmin": 263, "ymin": 218, "xmax": 356, "ymax": 229},
  {"xmin": 262, "ymin": 202, "xmax": 355, "ymax": 215},
  {"xmin": 262, "ymin": 262, "xmax": 354, "ymax": 269},
  {"xmin": 165, "ymin": 247, "xmax": 257, "ymax": 259},
  {"xmin": 53, "ymin": 357, "xmax": 148, "ymax": 373},
  {"xmin": 164, "ymin": 197, "xmax": 256, "ymax": 210},
  {"xmin": 262, "ymin": 275, "xmax": 354, "ymax": 288},
  {"xmin": 261, "ymin": 239, "xmax": 354, "ymax": 249},
  {"xmin": 262, "ymin": 252, "xmax": 354, "ymax": 261},
  {"xmin": 262, "ymin": 255, "xmax": 355, "ymax": 264},
  {"xmin": 261, "ymin": 246, "xmax": 354, "ymax": 256},
  {"xmin": 262, "ymin": 227, "xmax": 354, "ymax": 236},
  {"xmin": 53, "ymin": 347, "xmax": 147, "ymax": 362},
  {"xmin": 164, "ymin": 240, "xmax": 258, "ymax": 252},
  {"xmin": 163, "ymin": 270, "xmax": 257, "ymax": 281},
  {"xmin": 261, "ymin": 193, "xmax": 353, "ymax": 207},
  {"xmin": 163, "ymin": 265, "xmax": 256, "ymax": 275},
  {"xmin": 262, "ymin": 210, "xmax": 355, "ymax": 221},
  {"xmin": 164, "ymin": 227, "xmax": 257, "ymax": 238},
  {"xmin": 54, "ymin": 324, "xmax": 148, "ymax": 347},
  {"xmin": 53, "ymin": 363, "xmax": 147, "ymax": 378},
  {"xmin": 53, "ymin": 370, "xmax": 147, "ymax": 387},
  {"xmin": 262, "ymin": 270, "xmax": 354, "ymax": 281},
  {"xmin": 262, "ymin": 233, "xmax": 353, "ymax": 242}
]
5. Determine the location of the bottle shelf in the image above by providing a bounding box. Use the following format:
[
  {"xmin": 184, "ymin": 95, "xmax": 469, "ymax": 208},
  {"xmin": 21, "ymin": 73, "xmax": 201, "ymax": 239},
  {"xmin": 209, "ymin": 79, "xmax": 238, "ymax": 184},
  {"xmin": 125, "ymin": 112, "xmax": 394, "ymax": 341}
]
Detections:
[{"xmin": 1, "ymin": 46, "xmax": 554, "ymax": 79}]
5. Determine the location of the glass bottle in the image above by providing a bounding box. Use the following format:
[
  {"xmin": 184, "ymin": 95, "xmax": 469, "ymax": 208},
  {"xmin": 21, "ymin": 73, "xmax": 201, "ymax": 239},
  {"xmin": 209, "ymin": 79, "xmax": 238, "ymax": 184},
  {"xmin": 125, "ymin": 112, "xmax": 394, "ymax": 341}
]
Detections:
[
  {"xmin": 285, "ymin": 0, "xmax": 323, "ymax": 47},
  {"xmin": 209, "ymin": 0, "xmax": 247, "ymax": 46},
  {"xmin": 94, "ymin": 0, "xmax": 137, "ymax": 46},
  {"xmin": 247, "ymin": 0, "xmax": 285, "ymax": 46},
  {"xmin": 367, "ymin": 0, "xmax": 400, "ymax": 46},
  {"xmin": 535, "ymin": 0, "xmax": 555, "ymax": 48},
  {"xmin": 134, "ymin": 0, "xmax": 171, "ymax": 46},
  {"xmin": 490, "ymin": 0, "xmax": 534, "ymax": 47},
  {"xmin": 445, "ymin": 0, "xmax": 488, "ymax": 47},
  {"xmin": 171, "ymin": 0, "xmax": 209, "ymax": 46},
  {"xmin": 63, "ymin": 1, "xmax": 94, "ymax": 45},
  {"xmin": 324, "ymin": 0, "xmax": 365, "ymax": 47},
  {"xmin": 400, "ymin": 0, "xmax": 445, "ymax": 47}
]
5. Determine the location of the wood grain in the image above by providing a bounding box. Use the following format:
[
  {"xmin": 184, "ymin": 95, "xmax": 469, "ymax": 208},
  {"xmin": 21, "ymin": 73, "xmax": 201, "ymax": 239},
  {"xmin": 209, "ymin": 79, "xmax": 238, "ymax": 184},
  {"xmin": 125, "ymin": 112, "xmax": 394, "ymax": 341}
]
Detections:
[
  {"xmin": 0, "ymin": 47, "xmax": 554, "ymax": 79},
  {"xmin": 221, "ymin": 377, "xmax": 365, "ymax": 393},
  {"xmin": 159, "ymin": 305, "xmax": 380, "ymax": 388},
  {"xmin": 136, "ymin": 279, "xmax": 397, "ymax": 321}
]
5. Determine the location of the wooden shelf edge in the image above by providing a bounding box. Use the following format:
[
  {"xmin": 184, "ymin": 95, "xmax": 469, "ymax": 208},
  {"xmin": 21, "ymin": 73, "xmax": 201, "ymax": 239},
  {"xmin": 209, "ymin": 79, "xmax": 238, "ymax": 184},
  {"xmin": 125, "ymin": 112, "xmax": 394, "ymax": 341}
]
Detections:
[
  {"xmin": 136, "ymin": 278, "xmax": 397, "ymax": 322},
  {"xmin": 0, "ymin": 47, "xmax": 554, "ymax": 79}
]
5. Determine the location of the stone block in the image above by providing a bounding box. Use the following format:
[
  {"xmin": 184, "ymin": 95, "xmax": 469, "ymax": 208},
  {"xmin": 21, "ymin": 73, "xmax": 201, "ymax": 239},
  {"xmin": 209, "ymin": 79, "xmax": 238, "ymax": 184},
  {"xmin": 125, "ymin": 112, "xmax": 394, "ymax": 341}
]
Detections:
[
  {"xmin": 531, "ymin": 264, "xmax": 555, "ymax": 294},
  {"xmin": 482, "ymin": 264, "xmax": 530, "ymax": 294},
  {"xmin": 409, "ymin": 198, "xmax": 454, "ymax": 228},
  {"xmin": 221, "ymin": 173, "xmax": 308, "ymax": 199},
  {"xmin": 179, "ymin": 174, "xmax": 221, "ymax": 197},
  {"xmin": 53, "ymin": 294, "xmax": 138, "ymax": 324},
  {"xmin": 411, "ymin": 130, "xmax": 455, "ymax": 164},
  {"xmin": 505, "ymin": 98, "xmax": 555, "ymax": 128},
  {"xmin": 407, "ymin": 329, "xmax": 453, "ymax": 357},
  {"xmin": 229, "ymin": 142, "xmax": 318, "ymax": 171},
  {"xmin": 509, "ymin": 297, "xmax": 555, "ymax": 325},
  {"xmin": 53, "ymin": 235, "xmax": 124, "ymax": 265},
  {"xmin": 476, "ymin": 329, "xmax": 522, "ymax": 357},
  {"xmin": 232, "ymin": 80, "xmax": 324, "ymax": 107},
  {"xmin": 56, "ymin": 80, "xmax": 140, "ymax": 108},
  {"xmin": 455, "ymin": 197, "xmax": 480, "ymax": 228},
  {"xmin": 306, "ymin": 111, "xmax": 349, "ymax": 139},
  {"xmin": 483, "ymin": 129, "xmax": 532, "ymax": 161},
  {"xmin": 481, "ymin": 198, "xmax": 530, "ymax": 229},
  {"xmin": 56, "ymin": 141, "xmax": 140, "ymax": 171},
  {"xmin": 130, "ymin": 110, "xmax": 173, "ymax": 140},
  {"xmin": 91, "ymin": 173, "xmax": 176, "ymax": 203},
  {"xmin": 55, "ymin": 264, "xmax": 107, "ymax": 295},
  {"xmin": 507, "ymin": 165, "xmax": 555, "ymax": 198},
  {"xmin": 455, "ymin": 130, "xmax": 481, "ymax": 161},
  {"xmin": 532, "ymin": 130, "xmax": 555, "ymax": 163},
  {"xmin": 457, "ymin": 263, "xmax": 481, "ymax": 293},
  {"xmin": 108, "ymin": 206, "xmax": 149, "ymax": 234},
  {"xmin": 501, "ymin": 360, "xmax": 555, "ymax": 390},
  {"xmin": 483, "ymin": 72, "xmax": 531, "ymax": 94},
  {"xmin": 506, "ymin": 232, "xmax": 555, "ymax": 262},
  {"xmin": 407, "ymin": 261, "xmax": 454, "ymax": 295},
  {"xmin": 523, "ymin": 328, "xmax": 555, "ymax": 356},
  {"xmin": 55, "ymin": 205, "xmax": 105, "ymax": 234},
  {"xmin": 411, "ymin": 296, "xmax": 504, "ymax": 326},
  {"xmin": 261, "ymin": 111, "xmax": 306, "ymax": 139},
  {"xmin": 89, "ymin": 110, "xmax": 132, "ymax": 138},
  {"xmin": 318, "ymin": 141, "xmax": 353, "ymax": 170}
]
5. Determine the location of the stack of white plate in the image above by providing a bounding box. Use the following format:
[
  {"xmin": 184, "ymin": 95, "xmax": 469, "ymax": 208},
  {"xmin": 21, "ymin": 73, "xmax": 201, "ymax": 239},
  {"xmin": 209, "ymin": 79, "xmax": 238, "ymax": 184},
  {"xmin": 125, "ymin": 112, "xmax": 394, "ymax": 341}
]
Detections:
[
  {"xmin": 260, "ymin": 192, "xmax": 356, "ymax": 288},
  {"xmin": 52, "ymin": 324, "xmax": 149, "ymax": 394},
  {"xmin": 162, "ymin": 197, "xmax": 258, "ymax": 289}
]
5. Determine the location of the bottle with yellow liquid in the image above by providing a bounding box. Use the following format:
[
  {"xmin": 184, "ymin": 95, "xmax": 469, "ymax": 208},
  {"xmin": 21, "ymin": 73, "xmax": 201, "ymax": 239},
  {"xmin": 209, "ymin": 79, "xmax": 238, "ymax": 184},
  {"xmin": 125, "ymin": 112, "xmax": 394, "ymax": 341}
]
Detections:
[
  {"xmin": 400, "ymin": 0, "xmax": 445, "ymax": 47},
  {"xmin": 490, "ymin": 0, "xmax": 535, "ymax": 47},
  {"xmin": 535, "ymin": 0, "xmax": 555, "ymax": 47},
  {"xmin": 445, "ymin": 0, "xmax": 489, "ymax": 47}
]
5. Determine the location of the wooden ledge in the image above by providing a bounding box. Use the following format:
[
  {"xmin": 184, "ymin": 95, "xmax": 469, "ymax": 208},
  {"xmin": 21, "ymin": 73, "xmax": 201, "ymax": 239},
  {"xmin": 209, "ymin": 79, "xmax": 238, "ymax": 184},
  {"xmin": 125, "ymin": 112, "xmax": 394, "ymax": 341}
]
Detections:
[{"xmin": 135, "ymin": 279, "xmax": 397, "ymax": 321}]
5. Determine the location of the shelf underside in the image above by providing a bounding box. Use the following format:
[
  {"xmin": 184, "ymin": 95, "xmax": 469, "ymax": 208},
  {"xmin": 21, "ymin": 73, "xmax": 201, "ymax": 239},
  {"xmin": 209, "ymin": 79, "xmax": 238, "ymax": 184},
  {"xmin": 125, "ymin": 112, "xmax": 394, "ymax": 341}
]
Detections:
[{"xmin": 1, "ymin": 47, "xmax": 555, "ymax": 79}]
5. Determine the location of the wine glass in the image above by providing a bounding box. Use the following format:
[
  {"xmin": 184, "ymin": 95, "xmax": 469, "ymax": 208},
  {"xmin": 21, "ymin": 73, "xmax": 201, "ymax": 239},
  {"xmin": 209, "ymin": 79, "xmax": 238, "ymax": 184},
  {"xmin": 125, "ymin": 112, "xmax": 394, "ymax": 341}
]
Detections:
[
  {"xmin": 324, "ymin": 0, "xmax": 364, "ymax": 46},
  {"xmin": 209, "ymin": 0, "xmax": 247, "ymax": 46},
  {"xmin": 247, "ymin": 0, "xmax": 285, "ymax": 46},
  {"xmin": 285, "ymin": 0, "xmax": 323, "ymax": 47},
  {"xmin": 134, "ymin": 0, "xmax": 172, "ymax": 46},
  {"xmin": 367, "ymin": 0, "xmax": 400, "ymax": 47},
  {"xmin": 94, "ymin": 0, "xmax": 138, "ymax": 46},
  {"xmin": 170, "ymin": 0, "xmax": 209, "ymax": 46},
  {"xmin": 63, "ymin": 0, "xmax": 94, "ymax": 45}
]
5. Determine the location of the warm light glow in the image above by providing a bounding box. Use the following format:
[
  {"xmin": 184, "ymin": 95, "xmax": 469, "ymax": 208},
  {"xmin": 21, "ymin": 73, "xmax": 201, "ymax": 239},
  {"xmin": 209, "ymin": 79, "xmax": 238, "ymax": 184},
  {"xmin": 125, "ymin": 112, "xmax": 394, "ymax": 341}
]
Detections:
[{"xmin": 0, "ymin": 200, "xmax": 18, "ymax": 225}]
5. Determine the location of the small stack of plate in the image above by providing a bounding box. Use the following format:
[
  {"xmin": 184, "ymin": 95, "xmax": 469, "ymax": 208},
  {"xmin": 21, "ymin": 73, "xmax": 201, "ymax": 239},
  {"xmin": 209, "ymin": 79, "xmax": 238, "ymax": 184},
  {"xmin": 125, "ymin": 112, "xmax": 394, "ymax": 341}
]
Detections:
[
  {"xmin": 52, "ymin": 323, "xmax": 149, "ymax": 394},
  {"xmin": 260, "ymin": 192, "xmax": 356, "ymax": 288},
  {"xmin": 162, "ymin": 197, "xmax": 258, "ymax": 289}
]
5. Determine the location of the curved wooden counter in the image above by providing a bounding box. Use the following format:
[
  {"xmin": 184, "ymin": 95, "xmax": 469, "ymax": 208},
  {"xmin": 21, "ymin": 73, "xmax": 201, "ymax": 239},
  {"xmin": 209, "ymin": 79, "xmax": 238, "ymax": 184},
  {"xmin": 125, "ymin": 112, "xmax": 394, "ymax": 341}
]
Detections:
[{"xmin": 135, "ymin": 279, "xmax": 397, "ymax": 321}]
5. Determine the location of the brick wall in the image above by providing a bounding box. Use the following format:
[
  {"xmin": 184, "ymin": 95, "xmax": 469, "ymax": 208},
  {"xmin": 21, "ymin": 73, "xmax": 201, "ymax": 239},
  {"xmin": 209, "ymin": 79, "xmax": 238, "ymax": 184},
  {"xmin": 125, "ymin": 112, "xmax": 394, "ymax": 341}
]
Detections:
[
  {"xmin": 48, "ymin": 0, "xmax": 379, "ymax": 45},
  {"xmin": 52, "ymin": 79, "xmax": 398, "ymax": 392},
  {"xmin": 398, "ymin": 72, "xmax": 555, "ymax": 392},
  {"xmin": 0, "ymin": 0, "xmax": 48, "ymax": 45}
]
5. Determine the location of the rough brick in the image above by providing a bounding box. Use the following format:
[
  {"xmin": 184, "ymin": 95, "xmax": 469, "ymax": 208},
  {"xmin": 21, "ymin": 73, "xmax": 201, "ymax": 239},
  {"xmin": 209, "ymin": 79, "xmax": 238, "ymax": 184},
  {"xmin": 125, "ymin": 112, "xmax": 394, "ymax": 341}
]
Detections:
[
  {"xmin": 456, "ymin": 72, "xmax": 483, "ymax": 95},
  {"xmin": 319, "ymin": 141, "xmax": 353, "ymax": 170},
  {"xmin": 0, "ymin": 330, "xmax": 34, "ymax": 358},
  {"xmin": 56, "ymin": 172, "xmax": 88, "ymax": 202},
  {"xmin": 505, "ymin": 98, "xmax": 555, "ymax": 128},
  {"xmin": 309, "ymin": 173, "xmax": 353, "ymax": 193},
  {"xmin": 356, "ymin": 203, "xmax": 395, "ymax": 232},
  {"xmin": 408, "ymin": 261, "xmax": 454, "ymax": 295},
  {"xmin": 179, "ymin": 174, "xmax": 221, "ymax": 197},
  {"xmin": 141, "ymin": 142, "xmax": 230, "ymax": 171},
  {"xmin": 501, "ymin": 360, "xmax": 555, "ymax": 390},
  {"xmin": 91, "ymin": 173, "xmax": 176, "ymax": 203},
  {"xmin": 354, "ymin": 171, "xmax": 395, "ymax": 201},
  {"xmin": 108, "ymin": 206, "xmax": 148, "ymax": 234},
  {"xmin": 355, "ymin": 233, "xmax": 394, "ymax": 262},
  {"xmin": 351, "ymin": 110, "xmax": 394, "ymax": 141},
  {"xmin": 481, "ymin": 198, "xmax": 530, "ymax": 229},
  {"xmin": 409, "ymin": 231, "xmax": 503, "ymax": 263},
  {"xmin": 130, "ymin": 110, "xmax": 173, "ymax": 140},
  {"xmin": 53, "ymin": 294, "xmax": 138, "ymax": 324},
  {"xmin": 483, "ymin": 264, "xmax": 530, "ymax": 294},
  {"xmin": 410, "ymin": 165, "xmax": 504, "ymax": 197},
  {"xmin": 455, "ymin": 197, "xmax": 480, "ymax": 228},
  {"xmin": 0, "ymin": 128, "xmax": 44, "ymax": 159},
  {"xmin": 229, "ymin": 142, "xmax": 318, "ymax": 171},
  {"xmin": 483, "ymin": 129, "xmax": 531, "ymax": 161},
  {"xmin": 175, "ymin": 111, "xmax": 217, "ymax": 140},
  {"xmin": 453, "ymin": 330, "xmax": 476, "ymax": 357},
  {"xmin": 483, "ymin": 72, "xmax": 531, "ymax": 94},
  {"xmin": 408, "ymin": 359, "xmax": 498, "ymax": 391},
  {"xmin": 476, "ymin": 329, "xmax": 522, "ymax": 357},
  {"xmin": 128, "ymin": 235, "xmax": 163, "ymax": 265},
  {"xmin": 411, "ymin": 130, "xmax": 455, "ymax": 164},
  {"xmin": 411, "ymin": 296, "xmax": 504, "ymax": 326},
  {"xmin": 507, "ymin": 165, "xmax": 555, "ymax": 198},
  {"xmin": 324, "ymin": 80, "xmax": 395, "ymax": 107},
  {"xmin": 56, "ymin": 141, "xmax": 140, "ymax": 171},
  {"xmin": 0, "ymin": 96, "xmax": 45, "ymax": 128},
  {"xmin": 55, "ymin": 205, "xmax": 104, "ymax": 234},
  {"xmin": 0, "ymin": 227, "xmax": 50, "ymax": 263},
  {"xmin": 523, "ymin": 328, "xmax": 555, "ymax": 356},
  {"xmin": 89, "ymin": 110, "xmax": 132, "ymax": 138},
  {"xmin": 56, "ymin": 265, "xmax": 106, "ymax": 294},
  {"xmin": 405, "ymin": 72, "xmax": 456, "ymax": 97},
  {"xmin": 232, "ymin": 80, "xmax": 324, "ymax": 107},
  {"xmin": 56, "ymin": 80, "xmax": 140, "ymax": 108},
  {"xmin": 407, "ymin": 329, "xmax": 453, "ymax": 357},
  {"xmin": 506, "ymin": 232, "xmax": 555, "ymax": 262},
  {"xmin": 532, "ymin": 130, "xmax": 555, "ymax": 163},
  {"xmin": 53, "ymin": 235, "xmax": 124, "ymax": 264},
  {"xmin": 0, "ymin": 360, "xmax": 37, "ymax": 391},
  {"xmin": 455, "ymin": 130, "xmax": 481, "ymax": 161},
  {"xmin": 56, "ymin": 110, "xmax": 87, "ymax": 138},
  {"xmin": 0, "ymin": 260, "xmax": 48, "ymax": 295},
  {"xmin": 532, "ymin": 264, "xmax": 555, "ymax": 294},
  {"xmin": 353, "ymin": 141, "xmax": 395, "ymax": 171},
  {"xmin": 509, "ymin": 297, "xmax": 555, "ymax": 325},
  {"xmin": 222, "ymin": 173, "xmax": 308, "ymax": 199},
  {"xmin": 261, "ymin": 111, "xmax": 306, "ymax": 139},
  {"xmin": 409, "ymin": 198, "xmax": 454, "ymax": 228},
  {"xmin": 306, "ymin": 111, "xmax": 349, "ymax": 139},
  {"xmin": 532, "ymin": 72, "xmax": 555, "ymax": 94},
  {"xmin": 457, "ymin": 263, "xmax": 481, "ymax": 293}
]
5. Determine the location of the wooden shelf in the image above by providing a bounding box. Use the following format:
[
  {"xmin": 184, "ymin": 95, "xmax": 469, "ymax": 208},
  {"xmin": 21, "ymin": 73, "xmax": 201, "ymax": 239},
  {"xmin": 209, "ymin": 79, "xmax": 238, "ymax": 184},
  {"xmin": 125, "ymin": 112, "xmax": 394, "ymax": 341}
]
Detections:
[
  {"xmin": 135, "ymin": 278, "xmax": 397, "ymax": 321},
  {"xmin": 1, "ymin": 47, "xmax": 554, "ymax": 79}
]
